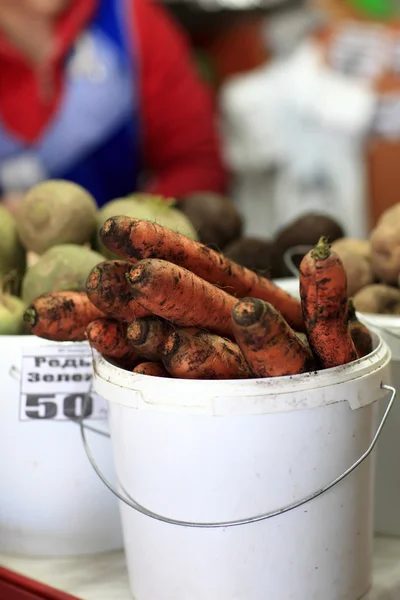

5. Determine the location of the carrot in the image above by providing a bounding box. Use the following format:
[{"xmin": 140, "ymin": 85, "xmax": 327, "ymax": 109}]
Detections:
[
  {"xmin": 86, "ymin": 260, "xmax": 150, "ymax": 321},
  {"xmin": 127, "ymin": 317, "xmax": 172, "ymax": 361},
  {"xmin": 86, "ymin": 318, "xmax": 137, "ymax": 361},
  {"xmin": 232, "ymin": 298, "xmax": 314, "ymax": 377},
  {"xmin": 24, "ymin": 291, "xmax": 104, "ymax": 341},
  {"xmin": 100, "ymin": 216, "xmax": 304, "ymax": 331},
  {"xmin": 162, "ymin": 327, "xmax": 251, "ymax": 379},
  {"xmin": 348, "ymin": 299, "xmax": 373, "ymax": 358},
  {"xmin": 300, "ymin": 237, "xmax": 358, "ymax": 368},
  {"xmin": 126, "ymin": 259, "xmax": 237, "ymax": 337},
  {"xmin": 133, "ymin": 362, "xmax": 170, "ymax": 377}
]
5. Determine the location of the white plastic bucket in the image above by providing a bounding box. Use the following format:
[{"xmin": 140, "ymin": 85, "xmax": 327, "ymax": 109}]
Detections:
[
  {"xmin": 0, "ymin": 335, "xmax": 123, "ymax": 556},
  {"xmin": 274, "ymin": 276, "xmax": 400, "ymax": 537},
  {"xmin": 92, "ymin": 337, "xmax": 392, "ymax": 600},
  {"xmin": 356, "ymin": 314, "xmax": 400, "ymax": 537}
]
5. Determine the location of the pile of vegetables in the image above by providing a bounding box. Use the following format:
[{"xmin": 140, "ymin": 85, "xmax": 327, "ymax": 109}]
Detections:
[
  {"xmin": 0, "ymin": 175, "xmax": 350, "ymax": 339},
  {"xmin": 24, "ymin": 217, "xmax": 373, "ymax": 380},
  {"xmin": 302, "ymin": 203, "xmax": 400, "ymax": 316},
  {"xmin": 0, "ymin": 180, "xmax": 202, "ymax": 335},
  {"xmin": 224, "ymin": 213, "xmax": 345, "ymax": 278}
]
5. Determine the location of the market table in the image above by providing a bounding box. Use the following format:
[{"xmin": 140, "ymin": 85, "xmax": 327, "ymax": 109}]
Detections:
[{"xmin": 1, "ymin": 537, "xmax": 400, "ymax": 600}]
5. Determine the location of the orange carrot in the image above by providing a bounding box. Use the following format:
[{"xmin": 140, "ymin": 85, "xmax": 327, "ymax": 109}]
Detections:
[
  {"xmin": 232, "ymin": 297, "xmax": 314, "ymax": 377},
  {"xmin": 162, "ymin": 327, "xmax": 251, "ymax": 379},
  {"xmin": 126, "ymin": 259, "xmax": 237, "ymax": 337},
  {"xmin": 348, "ymin": 300, "xmax": 373, "ymax": 358},
  {"xmin": 133, "ymin": 362, "xmax": 170, "ymax": 377},
  {"xmin": 24, "ymin": 291, "xmax": 104, "ymax": 341},
  {"xmin": 86, "ymin": 260, "xmax": 150, "ymax": 321},
  {"xmin": 100, "ymin": 216, "xmax": 304, "ymax": 331},
  {"xmin": 86, "ymin": 318, "xmax": 137, "ymax": 361},
  {"xmin": 127, "ymin": 317, "xmax": 172, "ymax": 361},
  {"xmin": 300, "ymin": 237, "xmax": 358, "ymax": 368}
]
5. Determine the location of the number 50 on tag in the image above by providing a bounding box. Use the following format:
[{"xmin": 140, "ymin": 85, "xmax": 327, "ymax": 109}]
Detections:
[{"xmin": 20, "ymin": 392, "xmax": 107, "ymax": 421}]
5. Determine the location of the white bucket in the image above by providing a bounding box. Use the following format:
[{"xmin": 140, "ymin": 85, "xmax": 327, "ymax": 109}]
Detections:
[
  {"xmin": 0, "ymin": 335, "xmax": 123, "ymax": 557},
  {"xmin": 274, "ymin": 276, "xmax": 400, "ymax": 537},
  {"xmin": 356, "ymin": 314, "xmax": 400, "ymax": 537},
  {"xmin": 92, "ymin": 337, "xmax": 393, "ymax": 600}
]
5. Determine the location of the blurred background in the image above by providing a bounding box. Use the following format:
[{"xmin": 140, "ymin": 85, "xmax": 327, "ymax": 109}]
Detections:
[{"xmin": 165, "ymin": 0, "xmax": 400, "ymax": 275}]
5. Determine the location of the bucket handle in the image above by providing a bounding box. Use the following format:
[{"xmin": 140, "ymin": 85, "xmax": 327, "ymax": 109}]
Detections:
[
  {"xmin": 79, "ymin": 382, "xmax": 395, "ymax": 529},
  {"xmin": 283, "ymin": 245, "xmax": 310, "ymax": 278}
]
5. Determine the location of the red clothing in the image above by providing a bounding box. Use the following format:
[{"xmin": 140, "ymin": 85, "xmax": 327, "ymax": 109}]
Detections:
[{"xmin": 0, "ymin": 0, "xmax": 227, "ymax": 197}]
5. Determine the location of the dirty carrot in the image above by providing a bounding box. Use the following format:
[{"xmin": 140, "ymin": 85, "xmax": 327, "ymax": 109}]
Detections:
[
  {"xmin": 86, "ymin": 318, "xmax": 137, "ymax": 360},
  {"xmin": 347, "ymin": 299, "xmax": 373, "ymax": 358},
  {"xmin": 86, "ymin": 260, "xmax": 150, "ymax": 321},
  {"xmin": 162, "ymin": 327, "xmax": 251, "ymax": 379},
  {"xmin": 100, "ymin": 216, "xmax": 304, "ymax": 331},
  {"xmin": 127, "ymin": 317, "xmax": 172, "ymax": 361},
  {"xmin": 24, "ymin": 291, "xmax": 104, "ymax": 341},
  {"xmin": 126, "ymin": 259, "xmax": 237, "ymax": 337},
  {"xmin": 232, "ymin": 297, "xmax": 314, "ymax": 377},
  {"xmin": 133, "ymin": 362, "xmax": 170, "ymax": 377},
  {"xmin": 299, "ymin": 237, "xmax": 358, "ymax": 368}
]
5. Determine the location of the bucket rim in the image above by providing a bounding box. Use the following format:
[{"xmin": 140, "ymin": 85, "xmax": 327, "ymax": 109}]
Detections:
[
  {"xmin": 93, "ymin": 332, "xmax": 391, "ymax": 415},
  {"xmin": 359, "ymin": 312, "xmax": 400, "ymax": 328}
]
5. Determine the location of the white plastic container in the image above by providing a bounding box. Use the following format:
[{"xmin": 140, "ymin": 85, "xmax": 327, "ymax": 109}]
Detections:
[
  {"xmin": 92, "ymin": 337, "xmax": 392, "ymax": 600},
  {"xmin": 0, "ymin": 335, "xmax": 123, "ymax": 557},
  {"xmin": 274, "ymin": 276, "xmax": 400, "ymax": 537},
  {"xmin": 357, "ymin": 314, "xmax": 400, "ymax": 537}
]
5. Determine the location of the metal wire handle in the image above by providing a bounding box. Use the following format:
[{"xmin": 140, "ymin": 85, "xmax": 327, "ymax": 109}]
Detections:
[
  {"xmin": 283, "ymin": 245, "xmax": 312, "ymax": 278},
  {"xmin": 79, "ymin": 382, "xmax": 395, "ymax": 528}
]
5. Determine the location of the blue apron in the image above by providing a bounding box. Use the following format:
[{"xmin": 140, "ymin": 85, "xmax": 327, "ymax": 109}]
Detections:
[{"xmin": 0, "ymin": 0, "xmax": 140, "ymax": 207}]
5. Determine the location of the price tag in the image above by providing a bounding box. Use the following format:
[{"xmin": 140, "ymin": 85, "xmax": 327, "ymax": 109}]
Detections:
[{"xmin": 19, "ymin": 345, "xmax": 107, "ymax": 421}]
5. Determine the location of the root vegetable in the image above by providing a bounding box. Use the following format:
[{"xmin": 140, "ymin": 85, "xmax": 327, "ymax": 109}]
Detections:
[
  {"xmin": 371, "ymin": 203, "xmax": 400, "ymax": 284},
  {"xmin": 300, "ymin": 237, "xmax": 358, "ymax": 368},
  {"xmin": 127, "ymin": 317, "xmax": 172, "ymax": 361},
  {"xmin": 274, "ymin": 213, "xmax": 344, "ymax": 277},
  {"xmin": 24, "ymin": 291, "xmax": 104, "ymax": 341},
  {"xmin": 347, "ymin": 300, "xmax": 373, "ymax": 358},
  {"xmin": 86, "ymin": 318, "xmax": 136, "ymax": 359},
  {"xmin": 86, "ymin": 260, "xmax": 150, "ymax": 321},
  {"xmin": 353, "ymin": 284, "xmax": 400, "ymax": 315},
  {"xmin": 0, "ymin": 206, "xmax": 26, "ymax": 293},
  {"xmin": 0, "ymin": 293, "xmax": 26, "ymax": 335},
  {"xmin": 223, "ymin": 237, "xmax": 277, "ymax": 277},
  {"xmin": 126, "ymin": 259, "xmax": 238, "ymax": 337},
  {"xmin": 96, "ymin": 194, "xmax": 198, "ymax": 259},
  {"xmin": 22, "ymin": 244, "xmax": 104, "ymax": 306},
  {"xmin": 232, "ymin": 298, "xmax": 314, "ymax": 377},
  {"xmin": 17, "ymin": 180, "xmax": 97, "ymax": 254},
  {"xmin": 133, "ymin": 362, "xmax": 170, "ymax": 377},
  {"xmin": 331, "ymin": 238, "xmax": 373, "ymax": 297},
  {"xmin": 178, "ymin": 192, "xmax": 243, "ymax": 249},
  {"xmin": 101, "ymin": 216, "xmax": 304, "ymax": 331},
  {"xmin": 162, "ymin": 328, "xmax": 251, "ymax": 379}
]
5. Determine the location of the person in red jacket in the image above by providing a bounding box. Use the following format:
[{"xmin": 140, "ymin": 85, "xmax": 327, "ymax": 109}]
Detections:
[{"xmin": 0, "ymin": 0, "xmax": 228, "ymax": 218}]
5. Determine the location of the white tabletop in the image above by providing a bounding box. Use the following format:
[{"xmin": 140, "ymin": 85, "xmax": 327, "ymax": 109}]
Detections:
[{"xmin": 2, "ymin": 537, "xmax": 400, "ymax": 600}]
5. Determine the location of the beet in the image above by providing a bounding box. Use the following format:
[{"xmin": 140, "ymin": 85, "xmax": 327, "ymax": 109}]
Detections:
[
  {"xmin": 223, "ymin": 237, "xmax": 278, "ymax": 277},
  {"xmin": 178, "ymin": 193, "xmax": 243, "ymax": 249}
]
